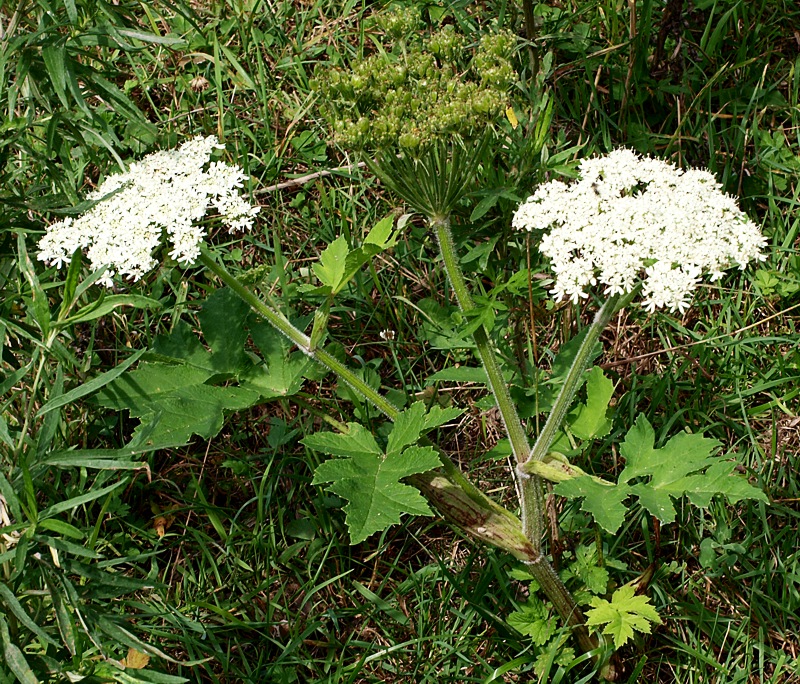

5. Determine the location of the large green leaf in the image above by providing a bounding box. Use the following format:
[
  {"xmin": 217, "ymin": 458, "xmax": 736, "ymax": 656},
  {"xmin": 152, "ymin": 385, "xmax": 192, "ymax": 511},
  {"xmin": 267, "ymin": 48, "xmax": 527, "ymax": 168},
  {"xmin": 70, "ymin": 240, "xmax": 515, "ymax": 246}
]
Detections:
[
  {"xmin": 556, "ymin": 415, "xmax": 767, "ymax": 533},
  {"xmin": 556, "ymin": 476, "xmax": 629, "ymax": 534},
  {"xmin": 311, "ymin": 444, "xmax": 440, "ymax": 544},
  {"xmin": 619, "ymin": 415, "xmax": 767, "ymax": 522},
  {"xmin": 386, "ymin": 402, "xmax": 462, "ymax": 456},
  {"xmin": 241, "ymin": 322, "xmax": 310, "ymax": 397},
  {"xmin": 194, "ymin": 287, "xmax": 252, "ymax": 371},
  {"xmin": 96, "ymin": 288, "xmax": 305, "ymax": 447},
  {"xmin": 150, "ymin": 322, "xmax": 219, "ymax": 375},
  {"xmin": 131, "ymin": 386, "xmax": 260, "ymax": 445},
  {"xmin": 95, "ymin": 361, "xmax": 210, "ymax": 414},
  {"xmin": 305, "ymin": 404, "xmax": 446, "ymax": 544},
  {"xmin": 303, "ymin": 423, "xmax": 382, "ymax": 460}
]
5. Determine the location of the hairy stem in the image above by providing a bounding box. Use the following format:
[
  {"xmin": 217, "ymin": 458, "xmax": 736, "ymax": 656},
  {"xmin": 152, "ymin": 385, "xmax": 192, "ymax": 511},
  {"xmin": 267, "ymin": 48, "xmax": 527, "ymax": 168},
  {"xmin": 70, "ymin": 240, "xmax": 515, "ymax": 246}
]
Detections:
[
  {"xmin": 430, "ymin": 216, "xmax": 545, "ymax": 548},
  {"xmin": 427, "ymin": 216, "xmax": 619, "ymax": 670},
  {"xmin": 521, "ymin": 292, "xmax": 626, "ymax": 472}
]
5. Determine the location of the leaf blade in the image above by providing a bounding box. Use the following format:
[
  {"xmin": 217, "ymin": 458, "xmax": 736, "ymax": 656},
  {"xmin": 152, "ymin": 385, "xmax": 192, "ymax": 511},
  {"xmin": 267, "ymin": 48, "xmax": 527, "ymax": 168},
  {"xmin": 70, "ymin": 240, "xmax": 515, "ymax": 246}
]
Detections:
[
  {"xmin": 555, "ymin": 477, "xmax": 629, "ymax": 534},
  {"xmin": 309, "ymin": 429, "xmax": 440, "ymax": 544},
  {"xmin": 568, "ymin": 366, "xmax": 614, "ymax": 440}
]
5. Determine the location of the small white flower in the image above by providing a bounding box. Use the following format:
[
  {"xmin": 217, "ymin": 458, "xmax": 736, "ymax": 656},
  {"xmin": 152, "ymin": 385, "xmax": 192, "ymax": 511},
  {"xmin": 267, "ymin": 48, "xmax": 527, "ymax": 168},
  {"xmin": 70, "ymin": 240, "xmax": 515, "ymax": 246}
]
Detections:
[
  {"xmin": 38, "ymin": 136, "xmax": 260, "ymax": 285},
  {"xmin": 512, "ymin": 149, "xmax": 767, "ymax": 312}
]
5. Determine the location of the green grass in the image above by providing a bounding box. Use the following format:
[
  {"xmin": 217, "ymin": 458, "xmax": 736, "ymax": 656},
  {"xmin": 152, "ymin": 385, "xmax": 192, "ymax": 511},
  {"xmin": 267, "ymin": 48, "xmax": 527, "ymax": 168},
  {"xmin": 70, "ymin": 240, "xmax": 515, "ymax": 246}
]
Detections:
[{"xmin": 2, "ymin": 0, "xmax": 800, "ymax": 681}]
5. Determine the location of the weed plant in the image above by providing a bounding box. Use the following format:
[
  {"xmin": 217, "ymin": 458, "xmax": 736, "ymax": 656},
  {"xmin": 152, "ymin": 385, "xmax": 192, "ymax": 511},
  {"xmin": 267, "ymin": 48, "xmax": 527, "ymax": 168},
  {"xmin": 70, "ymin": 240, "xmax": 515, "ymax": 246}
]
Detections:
[{"xmin": 2, "ymin": 0, "xmax": 800, "ymax": 682}]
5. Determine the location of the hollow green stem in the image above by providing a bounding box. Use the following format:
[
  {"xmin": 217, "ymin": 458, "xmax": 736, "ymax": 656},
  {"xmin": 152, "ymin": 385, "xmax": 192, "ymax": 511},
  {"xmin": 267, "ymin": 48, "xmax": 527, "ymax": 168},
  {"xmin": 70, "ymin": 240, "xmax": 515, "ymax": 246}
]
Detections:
[
  {"xmin": 426, "ymin": 215, "xmax": 619, "ymax": 669},
  {"xmin": 521, "ymin": 292, "xmax": 625, "ymax": 473},
  {"xmin": 430, "ymin": 216, "xmax": 544, "ymax": 548},
  {"xmin": 430, "ymin": 217, "xmax": 529, "ymax": 459},
  {"xmin": 527, "ymin": 552, "xmax": 602, "ymax": 656}
]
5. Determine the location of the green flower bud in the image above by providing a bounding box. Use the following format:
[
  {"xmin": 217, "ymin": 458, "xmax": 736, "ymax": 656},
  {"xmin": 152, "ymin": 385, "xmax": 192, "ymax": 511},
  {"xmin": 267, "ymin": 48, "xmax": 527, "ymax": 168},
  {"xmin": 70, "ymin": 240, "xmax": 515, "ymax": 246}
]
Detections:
[
  {"xmin": 471, "ymin": 92, "xmax": 493, "ymax": 114},
  {"xmin": 315, "ymin": 16, "xmax": 517, "ymax": 154},
  {"xmin": 398, "ymin": 130, "xmax": 421, "ymax": 148}
]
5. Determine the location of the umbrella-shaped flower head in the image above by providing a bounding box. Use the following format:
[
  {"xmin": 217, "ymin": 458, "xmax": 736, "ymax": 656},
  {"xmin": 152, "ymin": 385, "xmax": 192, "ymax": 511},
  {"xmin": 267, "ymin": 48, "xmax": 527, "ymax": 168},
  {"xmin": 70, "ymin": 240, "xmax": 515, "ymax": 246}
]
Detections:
[
  {"xmin": 38, "ymin": 136, "xmax": 259, "ymax": 287},
  {"xmin": 512, "ymin": 149, "xmax": 767, "ymax": 313}
]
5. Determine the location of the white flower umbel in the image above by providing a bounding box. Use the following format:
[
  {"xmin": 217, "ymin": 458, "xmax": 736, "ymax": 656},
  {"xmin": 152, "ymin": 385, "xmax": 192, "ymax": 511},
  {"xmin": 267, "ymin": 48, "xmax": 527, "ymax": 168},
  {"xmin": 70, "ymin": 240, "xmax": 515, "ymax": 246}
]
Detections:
[
  {"xmin": 512, "ymin": 149, "xmax": 767, "ymax": 313},
  {"xmin": 38, "ymin": 136, "xmax": 260, "ymax": 287}
]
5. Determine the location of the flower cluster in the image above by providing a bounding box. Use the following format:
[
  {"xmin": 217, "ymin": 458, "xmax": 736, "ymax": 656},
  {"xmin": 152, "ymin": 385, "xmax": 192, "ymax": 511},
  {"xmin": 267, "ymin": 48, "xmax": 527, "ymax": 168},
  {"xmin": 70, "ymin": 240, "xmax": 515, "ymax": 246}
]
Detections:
[
  {"xmin": 513, "ymin": 149, "xmax": 767, "ymax": 313},
  {"xmin": 38, "ymin": 136, "xmax": 260, "ymax": 287},
  {"xmin": 312, "ymin": 22, "xmax": 516, "ymax": 152}
]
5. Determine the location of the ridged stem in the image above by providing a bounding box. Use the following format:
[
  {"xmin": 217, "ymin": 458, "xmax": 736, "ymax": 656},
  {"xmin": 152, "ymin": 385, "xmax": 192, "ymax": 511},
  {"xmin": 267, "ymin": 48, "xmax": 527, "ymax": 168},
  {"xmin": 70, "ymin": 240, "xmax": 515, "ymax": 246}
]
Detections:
[
  {"xmin": 521, "ymin": 292, "xmax": 625, "ymax": 473},
  {"xmin": 429, "ymin": 217, "xmax": 611, "ymax": 666},
  {"xmin": 430, "ymin": 216, "xmax": 544, "ymax": 548}
]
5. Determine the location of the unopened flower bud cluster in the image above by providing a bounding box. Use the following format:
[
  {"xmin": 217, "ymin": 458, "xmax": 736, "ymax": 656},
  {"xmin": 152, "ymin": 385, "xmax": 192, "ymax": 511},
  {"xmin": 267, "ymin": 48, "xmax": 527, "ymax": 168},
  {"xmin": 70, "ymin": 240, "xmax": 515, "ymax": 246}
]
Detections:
[
  {"xmin": 312, "ymin": 20, "xmax": 516, "ymax": 152},
  {"xmin": 371, "ymin": 5, "xmax": 421, "ymax": 41},
  {"xmin": 38, "ymin": 136, "xmax": 259, "ymax": 287},
  {"xmin": 512, "ymin": 149, "xmax": 767, "ymax": 313}
]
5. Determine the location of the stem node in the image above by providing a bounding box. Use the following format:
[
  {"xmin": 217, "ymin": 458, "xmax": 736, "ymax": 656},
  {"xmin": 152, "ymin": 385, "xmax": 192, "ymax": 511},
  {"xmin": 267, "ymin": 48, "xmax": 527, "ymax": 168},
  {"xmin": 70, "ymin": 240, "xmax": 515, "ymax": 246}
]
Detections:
[{"xmin": 515, "ymin": 463, "xmax": 532, "ymax": 480}]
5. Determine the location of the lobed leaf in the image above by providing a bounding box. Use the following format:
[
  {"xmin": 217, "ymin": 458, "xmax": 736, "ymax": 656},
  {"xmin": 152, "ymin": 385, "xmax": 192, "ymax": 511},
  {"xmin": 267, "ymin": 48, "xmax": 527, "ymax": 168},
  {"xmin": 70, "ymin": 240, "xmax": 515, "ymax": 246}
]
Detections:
[
  {"xmin": 556, "ymin": 476, "xmax": 629, "ymax": 534},
  {"xmin": 312, "ymin": 444, "xmax": 440, "ymax": 544},
  {"xmin": 567, "ymin": 366, "xmax": 614, "ymax": 441},
  {"xmin": 196, "ymin": 288, "xmax": 252, "ymax": 371},
  {"xmin": 585, "ymin": 584, "xmax": 662, "ymax": 650},
  {"xmin": 131, "ymin": 386, "xmax": 261, "ymax": 446},
  {"xmin": 507, "ymin": 597, "xmax": 555, "ymax": 645},
  {"xmin": 556, "ymin": 414, "xmax": 767, "ymax": 533},
  {"xmin": 386, "ymin": 402, "xmax": 462, "ymax": 456},
  {"xmin": 312, "ymin": 235, "xmax": 349, "ymax": 292},
  {"xmin": 307, "ymin": 408, "xmax": 449, "ymax": 543},
  {"xmin": 561, "ymin": 545, "xmax": 609, "ymax": 595},
  {"xmin": 95, "ymin": 288, "xmax": 306, "ymax": 447},
  {"xmin": 303, "ymin": 423, "xmax": 382, "ymax": 459}
]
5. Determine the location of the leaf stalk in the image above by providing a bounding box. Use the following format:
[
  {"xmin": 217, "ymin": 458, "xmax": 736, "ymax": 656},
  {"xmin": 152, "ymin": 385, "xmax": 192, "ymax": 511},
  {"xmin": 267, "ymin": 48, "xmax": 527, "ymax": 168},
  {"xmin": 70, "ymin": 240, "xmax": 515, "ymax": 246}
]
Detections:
[
  {"xmin": 521, "ymin": 288, "xmax": 636, "ymax": 474},
  {"xmin": 197, "ymin": 247, "xmax": 513, "ymax": 527}
]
